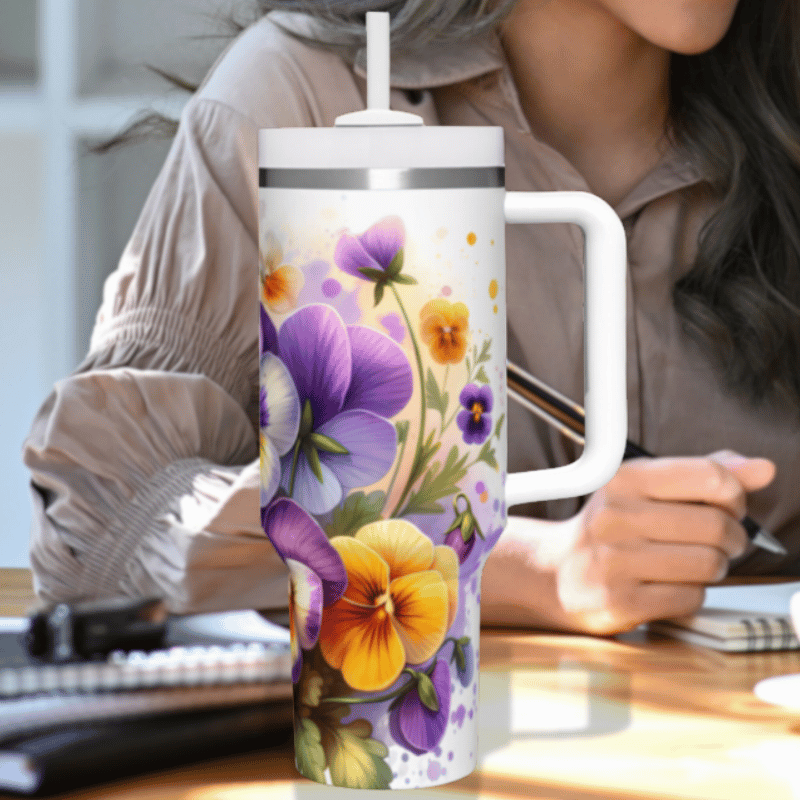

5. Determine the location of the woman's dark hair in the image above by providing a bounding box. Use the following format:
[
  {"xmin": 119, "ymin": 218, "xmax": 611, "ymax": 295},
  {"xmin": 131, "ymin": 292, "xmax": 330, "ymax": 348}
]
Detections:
[
  {"xmin": 255, "ymin": 0, "xmax": 514, "ymax": 52},
  {"xmin": 670, "ymin": 0, "xmax": 800, "ymax": 408}
]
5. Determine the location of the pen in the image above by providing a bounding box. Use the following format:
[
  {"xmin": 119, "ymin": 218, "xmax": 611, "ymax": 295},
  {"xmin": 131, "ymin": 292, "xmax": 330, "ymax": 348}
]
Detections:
[{"xmin": 506, "ymin": 360, "xmax": 787, "ymax": 556}]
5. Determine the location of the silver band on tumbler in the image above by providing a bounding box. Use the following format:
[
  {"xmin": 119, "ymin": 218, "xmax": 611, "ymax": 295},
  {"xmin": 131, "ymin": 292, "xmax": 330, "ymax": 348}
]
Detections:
[{"xmin": 259, "ymin": 166, "xmax": 504, "ymax": 190}]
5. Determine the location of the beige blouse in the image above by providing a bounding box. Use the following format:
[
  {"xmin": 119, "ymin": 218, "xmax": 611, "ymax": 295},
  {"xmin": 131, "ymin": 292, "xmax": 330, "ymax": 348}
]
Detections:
[{"xmin": 23, "ymin": 14, "xmax": 800, "ymax": 613}]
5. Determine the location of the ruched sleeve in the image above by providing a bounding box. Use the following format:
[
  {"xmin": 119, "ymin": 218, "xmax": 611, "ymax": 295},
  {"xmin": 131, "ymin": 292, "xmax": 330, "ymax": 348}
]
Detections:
[{"xmin": 23, "ymin": 92, "xmax": 293, "ymax": 613}]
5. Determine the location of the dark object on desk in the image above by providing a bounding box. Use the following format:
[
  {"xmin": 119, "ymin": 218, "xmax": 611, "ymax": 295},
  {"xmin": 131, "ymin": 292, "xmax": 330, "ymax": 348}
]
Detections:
[
  {"xmin": 0, "ymin": 703, "xmax": 293, "ymax": 796},
  {"xmin": 506, "ymin": 360, "xmax": 787, "ymax": 556},
  {"xmin": 25, "ymin": 597, "xmax": 167, "ymax": 662}
]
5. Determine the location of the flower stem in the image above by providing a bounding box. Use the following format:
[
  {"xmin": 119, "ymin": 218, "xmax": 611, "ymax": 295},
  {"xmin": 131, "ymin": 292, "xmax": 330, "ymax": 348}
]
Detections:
[
  {"xmin": 317, "ymin": 641, "xmax": 460, "ymax": 707},
  {"xmin": 389, "ymin": 284, "xmax": 427, "ymax": 517},
  {"xmin": 287, "ymin": 438, "xmax": 302, "ymax": 497},
  {"xmin": 321, "ymin": 668, "xmax": 418, "ymax": 706},
  {"xmin": 441, "ymin": 406, "xmax": 460, "ymax": 436},
  {"xmin": 385, "ymin": 428, "xmax": 409, "ymax": 508},
  {"xmin": 438, "ymin": 366, "xmax": 450, "ymax": 437}
]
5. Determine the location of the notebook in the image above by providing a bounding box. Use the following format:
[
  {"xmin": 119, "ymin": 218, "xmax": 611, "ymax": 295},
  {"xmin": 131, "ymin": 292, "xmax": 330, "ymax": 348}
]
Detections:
[
  {"xmin": 0, "ymin": 611, "xmax": 291, "ymax": 697},
  {"xmin": 648, "ymin": 580, "xmax": 800, "ymax": 652},
  {"xmin": 0, "ymin": 609, "xmax": 294, "ymax": 793},
  {"xmin": 0, "ymin": 702, "xmax": 294, "ymax": 795}
]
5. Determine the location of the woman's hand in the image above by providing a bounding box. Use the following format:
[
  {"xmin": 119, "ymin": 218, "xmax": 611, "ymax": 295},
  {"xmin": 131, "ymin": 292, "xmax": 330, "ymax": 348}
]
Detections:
[
  {"xmin": 481, "ymin": 450, "xmax": 776, "ymax": 635},
  {"xmin": 553, "ymin": 450, "xmax": 776, "ymax": 633}
]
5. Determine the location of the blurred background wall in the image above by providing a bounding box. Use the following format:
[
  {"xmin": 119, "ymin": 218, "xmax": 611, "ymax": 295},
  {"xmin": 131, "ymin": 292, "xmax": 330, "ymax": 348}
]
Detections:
[{"xmin": 0, "ymin": 0, "xmax": 251, "ymax": 567}]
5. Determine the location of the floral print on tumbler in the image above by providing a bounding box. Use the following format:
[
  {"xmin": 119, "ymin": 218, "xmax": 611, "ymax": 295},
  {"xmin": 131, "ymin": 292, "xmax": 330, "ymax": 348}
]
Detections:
[{"xmin": 259, "ymin": 201, "xmax": 507, "ymax": 789}]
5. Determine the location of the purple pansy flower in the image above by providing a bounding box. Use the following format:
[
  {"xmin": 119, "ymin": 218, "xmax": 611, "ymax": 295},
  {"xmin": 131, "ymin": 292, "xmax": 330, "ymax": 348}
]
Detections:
[
  {"xmin": 452, "ymin": 639, "xmax": 475, "ymax": 688},
  {"xmin": 333, "ymin": 216, "xmax": 405, "ymax": 280},
  {"xmin": 261, "ymin": 498, "xmax": 347, "ymax": 682},
  {"xmin": 260, "ymin": 304, "xmax": 277, "ymax": 357},
  {"xmin": 265, "ymin": 303, "xmax": 413, "ymax": 515},
  {"xmin": 389, "ymin": 660, "xmax": 451, "ymax": 754},
  {"xmin": 457, "ymin": 384, "xmax": 494, "ymax": 445},
  {"xmin": 445, "ymin": 527, "xmax": 476, "ymax": 565},
  {"xmin": 260, "ymin": 352, "xmax": 301, "ymax": 504},
  {"xmin": 443, "ymin": 493, "xmax": 484, "ymax": 566}
]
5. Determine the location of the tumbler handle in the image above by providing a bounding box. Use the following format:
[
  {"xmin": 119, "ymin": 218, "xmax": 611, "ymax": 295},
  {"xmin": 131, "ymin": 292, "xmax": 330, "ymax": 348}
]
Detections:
[{"xmin": 504, "ymin": 191, "xmax": 627, "ymax": 505}]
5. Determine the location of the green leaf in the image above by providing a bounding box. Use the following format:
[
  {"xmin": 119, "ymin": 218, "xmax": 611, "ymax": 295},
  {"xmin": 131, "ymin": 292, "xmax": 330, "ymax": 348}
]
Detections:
[
  {"xmin": 445, "ymin": 513, "xmax": 463, "ymax": 536},
  {"xmin": 453, "ymin": 643, "xmax": 466, "ymax": 673},
  {"xmin": 401, "ymin": 445, "xmax": 469, "ymax": 517},
  {"xmin": 301, "ymin": 673, "xmax": 324, "ymax": 707},
  {"xmin": 387, "ymin": 248, "xmax": 404, "ymax": 277},
  {"xmin": 475, "ymin": 365, "xmax": 490, "ymax": 384},
  {"xmin": 325, "ymin": 719, "xmax": 392, "ymax": 789},
  {"xmin": 476, "ymin": 440, "xmax": 498, "ymax": 470},
  {"xmin": 300, "ymin": 399, "xmax": 314, "ymax": 437},
  {"xmin": 295, "ymin": 718, "xmax": 327, "ymax": 783},
  {"xmin": 407, "ymin": 428, "xmax": 441, "ymax": 490},
  {"xmin": 392, "ymin": 274, "xmax": 417, "ymax": 285},
  {"xmin": 461, "ymin": 512, "xmax": 475, "ymax": 543},
  {"xmin": 326, "ymin": 491, "xmax": 387, "ymax": 538},
  {"xmin": 358, "ymin": 267, "xmax": 387, "ymax": 282},
  {"xmin": 425, "ymin": 368, "xmax": 449, "ymax": 418},
  {"xmin": 476, "ymin": 338, "xmax": 492, "ymax": 366},
  {"xmin": 416, "ymin": 672, "xmax": 440, "ymax": 712},
  {"xmin": 309, "ymin": 432, "xmax": 349, "ymax": 454},
  {"xmin": 303, "ymin": 440, "xmax": 325, "ymax": 483},
  {"xmin": 395, "ymin": 420, "xmax": 410, "ymax": 446},
  {"xmin": 374, "ymin": 282, "xmax": 385, "ymax": 307},
  {"xmin": 494, "ymin": 412, "xmax": 506, "ymax": 440},
  {"xmin": 465, "ymin": 357, "xmax": 472, "ymax": 377}
]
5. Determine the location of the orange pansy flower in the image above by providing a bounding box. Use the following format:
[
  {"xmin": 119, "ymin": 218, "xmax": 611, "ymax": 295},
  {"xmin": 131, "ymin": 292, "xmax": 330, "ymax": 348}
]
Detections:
[
  {"xmin": 318, "ymin": 520, "xmax": 459, "ymax": 692},
  {"xmin": 260, "ymin": 231, "xmax": 305, "ymax": 313},
  {"xmin": 419, "ymin": 299, "xmax": 469, "ymax": 365}
]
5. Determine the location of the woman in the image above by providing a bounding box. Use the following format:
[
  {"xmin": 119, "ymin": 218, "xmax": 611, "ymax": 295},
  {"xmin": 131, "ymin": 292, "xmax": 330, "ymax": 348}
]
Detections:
[{"xmin": 24, "ymin": 0, "xmax": 800, "ymax": 634}]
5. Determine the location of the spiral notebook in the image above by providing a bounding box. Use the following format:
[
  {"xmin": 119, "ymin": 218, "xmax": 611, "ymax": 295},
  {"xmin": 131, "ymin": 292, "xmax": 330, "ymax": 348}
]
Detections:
[
  {"xmin": 649, "ymin": 580, "xmax": 800, "ymax": 652},
  {"xmin": 0, "ymin": 610, "xmax": 294, "ymax": 794},
  {"xmin": 0, "ymin": 611, "xmax": 292, "ymax": 737}
]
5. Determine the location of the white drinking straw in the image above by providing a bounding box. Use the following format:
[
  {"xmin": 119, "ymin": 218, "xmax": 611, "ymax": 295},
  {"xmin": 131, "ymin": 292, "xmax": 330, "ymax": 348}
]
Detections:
[{"xmin": 366, "ymin": 12, "xmax": 390, "ymax": 111}]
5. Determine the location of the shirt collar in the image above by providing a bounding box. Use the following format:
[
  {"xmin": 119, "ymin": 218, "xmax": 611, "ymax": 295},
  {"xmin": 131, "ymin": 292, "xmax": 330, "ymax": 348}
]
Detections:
[{"xmin": 613, "ymin": 150, "xmax": 703, "ymax": 220}]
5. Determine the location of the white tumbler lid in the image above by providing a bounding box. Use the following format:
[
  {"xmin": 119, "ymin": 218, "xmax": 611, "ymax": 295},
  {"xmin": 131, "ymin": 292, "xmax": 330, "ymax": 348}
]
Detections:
[
  {"xmin": 258, "ymin": 12, "xmax": 504, "ymax": 172},
  {"xmin": 258, "ymin": 127, "xmax": 503, "ymax": 170}
]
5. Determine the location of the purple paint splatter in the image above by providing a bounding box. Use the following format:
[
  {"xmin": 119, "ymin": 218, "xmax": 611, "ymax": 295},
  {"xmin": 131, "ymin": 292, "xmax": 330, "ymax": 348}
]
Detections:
[
  {"xmin": 297, "ymin": 259, "xmax": 361, "ymax": 324},
  {"xmin": 380, "ymin": 312, "xmax": 406, "ymax": 344},
  {"xmin": 451, "ymin": 704, "xmax": 466, "ymax": 728},
  {"xmin": 322, "ymin": 278, "xmax": 341, "ymax": 298}
]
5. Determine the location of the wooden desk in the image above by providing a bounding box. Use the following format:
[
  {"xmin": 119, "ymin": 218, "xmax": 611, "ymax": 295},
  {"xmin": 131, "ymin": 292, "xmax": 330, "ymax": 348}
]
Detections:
[{"xmin": 3, "ymin": 568, "xmax": 800, "ymax": 800}]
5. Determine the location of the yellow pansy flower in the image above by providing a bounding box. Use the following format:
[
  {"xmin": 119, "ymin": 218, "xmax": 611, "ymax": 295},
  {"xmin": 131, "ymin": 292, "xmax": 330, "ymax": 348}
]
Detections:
[
  {"xmin": 419, "ymin": 299, "xmax": 469, "ymax": 365},
  {"xmin": 260, "ymin": 231, "xmax": 305, "ymax": 313},
  {"xmin": 318, "ymin": 520, "xmax": 458, "ymax": 692}
]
